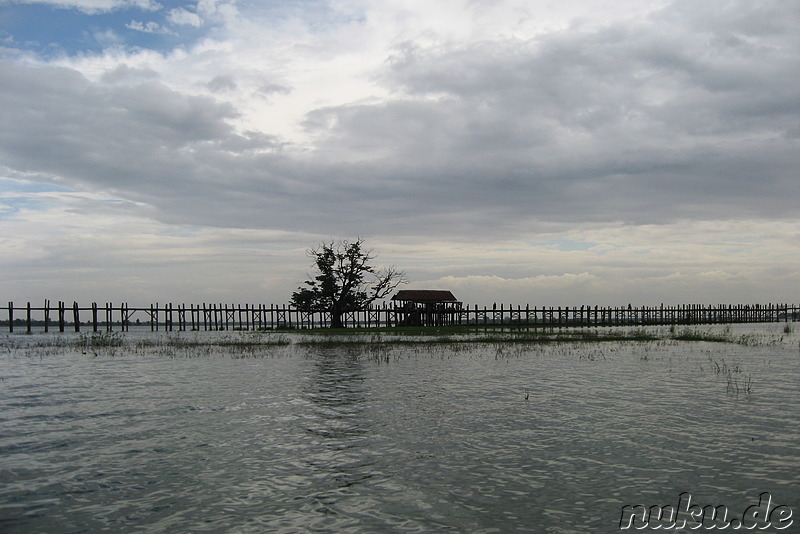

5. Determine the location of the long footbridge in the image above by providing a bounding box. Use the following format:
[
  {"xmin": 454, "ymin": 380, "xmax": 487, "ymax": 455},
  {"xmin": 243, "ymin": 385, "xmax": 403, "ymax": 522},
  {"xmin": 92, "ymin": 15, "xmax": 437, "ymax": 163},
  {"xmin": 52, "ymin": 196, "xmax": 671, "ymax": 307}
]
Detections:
[{"xmin": 4, "ymin": 301, "xmax": 798, "ymax": 333}]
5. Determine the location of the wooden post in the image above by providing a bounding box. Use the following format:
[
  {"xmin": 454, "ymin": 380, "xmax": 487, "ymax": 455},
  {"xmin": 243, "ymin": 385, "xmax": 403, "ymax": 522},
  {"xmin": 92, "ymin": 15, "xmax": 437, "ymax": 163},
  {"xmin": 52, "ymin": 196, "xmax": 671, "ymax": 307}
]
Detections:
[
  {"xmin": 7, "ymin": 302, "xmax": 12, "ymax": 333},
  {"xmin": 44, "ymin": 299, "xmax": 50, "ymax": 333},
  {"xmin": 92, "ymin": 302, "xmax": 98, "ymax": 332},
  {"xmin": 26, "ymin": 301, "xmax": 32, "ymax": 334},
  {"xmin": 73, "ymin": 302, "xmax": 80, "ymax": 332}
]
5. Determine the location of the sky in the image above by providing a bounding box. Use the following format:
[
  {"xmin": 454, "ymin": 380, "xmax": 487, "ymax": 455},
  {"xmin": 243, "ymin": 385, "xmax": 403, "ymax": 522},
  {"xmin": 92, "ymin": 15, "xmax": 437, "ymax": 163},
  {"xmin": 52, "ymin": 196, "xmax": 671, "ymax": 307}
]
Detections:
[{"xmin": 1, "ymin": 0, "xmax": 798, "ymax": 308}]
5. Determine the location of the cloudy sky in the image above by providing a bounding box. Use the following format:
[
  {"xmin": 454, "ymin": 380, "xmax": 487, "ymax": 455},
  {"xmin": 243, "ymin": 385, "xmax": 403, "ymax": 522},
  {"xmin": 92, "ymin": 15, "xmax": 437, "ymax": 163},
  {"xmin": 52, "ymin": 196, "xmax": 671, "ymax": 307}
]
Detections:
[{"xmin": 1, "ymin": 0, "xmax": 798, "ymax": 308}]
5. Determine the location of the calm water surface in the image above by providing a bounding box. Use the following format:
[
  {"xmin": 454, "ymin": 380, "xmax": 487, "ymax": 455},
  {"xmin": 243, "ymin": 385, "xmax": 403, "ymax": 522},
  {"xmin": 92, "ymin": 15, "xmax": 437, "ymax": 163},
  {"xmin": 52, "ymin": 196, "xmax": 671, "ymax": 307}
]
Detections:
[{"xmin": 1, "ymin": 325, "xmax": 798, "ymax": 532}]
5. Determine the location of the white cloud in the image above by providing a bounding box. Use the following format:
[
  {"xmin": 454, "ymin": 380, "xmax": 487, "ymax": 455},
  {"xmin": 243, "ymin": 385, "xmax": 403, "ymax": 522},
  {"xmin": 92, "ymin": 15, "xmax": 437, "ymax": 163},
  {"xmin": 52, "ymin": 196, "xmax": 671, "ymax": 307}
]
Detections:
[
  {"xmin": 167, "ymin": 7, "xmax": 203, "ymax": 28},
  {"xmin": 126, "ymin": 20, "xmax": 174, "ymax": 34}
]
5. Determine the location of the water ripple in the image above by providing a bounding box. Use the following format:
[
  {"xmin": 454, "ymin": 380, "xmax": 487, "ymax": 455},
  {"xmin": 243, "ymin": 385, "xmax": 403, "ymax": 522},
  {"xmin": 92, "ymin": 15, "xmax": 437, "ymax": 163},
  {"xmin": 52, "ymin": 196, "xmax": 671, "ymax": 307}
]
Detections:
[{"xmin": 1, "ymin": 330, "xmax": 798, "ymax": 532}]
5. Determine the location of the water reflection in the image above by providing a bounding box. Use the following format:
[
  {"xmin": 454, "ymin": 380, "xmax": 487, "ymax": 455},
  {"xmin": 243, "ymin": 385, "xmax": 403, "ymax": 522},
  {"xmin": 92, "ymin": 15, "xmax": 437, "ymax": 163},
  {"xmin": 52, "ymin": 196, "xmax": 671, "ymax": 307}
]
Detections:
[
  {"xmin": 300, "ymin": 347, "xmax": 376, "ymax": 499},
  {"xmin": 305, "ymin": 347, "xmax": 369, "ymax": 442}
]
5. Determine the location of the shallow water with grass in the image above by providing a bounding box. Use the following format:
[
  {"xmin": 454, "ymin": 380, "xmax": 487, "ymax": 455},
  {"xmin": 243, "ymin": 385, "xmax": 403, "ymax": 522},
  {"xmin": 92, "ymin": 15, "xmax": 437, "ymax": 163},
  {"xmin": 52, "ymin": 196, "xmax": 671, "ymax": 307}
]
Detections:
[{"xmin": 1, "ymin": 324, "xmax": 798, "ymax": 532}]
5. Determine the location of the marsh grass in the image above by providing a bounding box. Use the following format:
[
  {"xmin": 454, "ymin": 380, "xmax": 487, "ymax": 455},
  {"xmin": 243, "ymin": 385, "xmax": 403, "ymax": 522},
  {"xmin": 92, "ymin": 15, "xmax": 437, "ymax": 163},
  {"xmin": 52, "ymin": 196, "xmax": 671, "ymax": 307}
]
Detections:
[
  {"xmin": 293, "ymin": 326, "xmax": 659, "ymax": 347},
  {"xmin": 671, "ymin": 327, "xmax": 787, "ymax": 346},
  {"xmin": 79, "ymin": 331, "xmax": 124, "ymax": 348},
  {"xmin": 704, "ymin": 355, "xmax": 754, "ymax": 397},
  {"xmin": 672, "ymin": 328, "xmax": 730, "ymax": 343},
  {"xmin": 125, "ymin": 333, "xmax": 293, "ymax": 358},
  {"xmin": 1, "ymin": 322, "xmax": 794, "ymax": 360}
]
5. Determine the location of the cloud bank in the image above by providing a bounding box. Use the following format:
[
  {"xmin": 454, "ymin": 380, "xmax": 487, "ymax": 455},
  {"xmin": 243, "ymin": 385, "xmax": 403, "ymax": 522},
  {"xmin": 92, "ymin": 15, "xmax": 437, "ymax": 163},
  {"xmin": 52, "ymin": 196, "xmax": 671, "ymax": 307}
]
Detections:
[{"xmin": 1, "ymin": 0, "xmax": 798, "ymax": 306}]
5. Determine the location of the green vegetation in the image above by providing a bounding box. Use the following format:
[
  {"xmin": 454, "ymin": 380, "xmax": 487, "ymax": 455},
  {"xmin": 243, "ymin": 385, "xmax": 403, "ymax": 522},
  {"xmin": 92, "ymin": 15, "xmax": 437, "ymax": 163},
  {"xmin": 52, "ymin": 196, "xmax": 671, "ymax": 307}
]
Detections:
[
  {"xmin": 671, "ymin": 328, "xmax": 731, "ymax": 343},
  {"xmin": 79, "ymin": 331, "xmax": 124, "ymax": 348},
  {"xmin": 1, "ymin": 323, "xmax": 792, "ymax": 359},
  {"xmin": 275, "ymin": 324, "xmax": 661, "ymax": 345},
  {"xmin": 704, "ymin": 355, "xmax": 754, "ymax": 398},
  {"xmin": 671, "ymin": 326, "xmax": 787, "ymax": 346}
]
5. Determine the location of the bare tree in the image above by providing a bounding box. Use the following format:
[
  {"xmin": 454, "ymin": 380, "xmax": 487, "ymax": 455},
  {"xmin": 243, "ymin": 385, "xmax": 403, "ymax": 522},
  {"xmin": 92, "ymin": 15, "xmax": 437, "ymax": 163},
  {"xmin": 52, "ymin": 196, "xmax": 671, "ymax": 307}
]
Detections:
[{"xmin": 290, "ymin": 238, "xmax": 408, "ymax": 328}]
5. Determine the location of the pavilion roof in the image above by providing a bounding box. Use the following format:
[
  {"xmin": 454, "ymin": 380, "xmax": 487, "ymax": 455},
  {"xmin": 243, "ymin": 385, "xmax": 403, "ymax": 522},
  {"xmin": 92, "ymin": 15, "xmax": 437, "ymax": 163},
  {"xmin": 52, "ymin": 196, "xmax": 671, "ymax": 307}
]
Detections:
[{"xmin": 391, "ymin": 290, "xmax": 459, "ymax": 303}]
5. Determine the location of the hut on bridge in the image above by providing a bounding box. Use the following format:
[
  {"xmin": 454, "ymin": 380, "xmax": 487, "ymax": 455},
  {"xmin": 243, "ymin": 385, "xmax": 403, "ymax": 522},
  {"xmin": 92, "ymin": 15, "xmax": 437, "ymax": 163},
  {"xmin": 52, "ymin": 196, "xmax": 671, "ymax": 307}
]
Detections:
[{"xmin": 391, "ymin": 290, "xmax": 462, "ymax": 326}]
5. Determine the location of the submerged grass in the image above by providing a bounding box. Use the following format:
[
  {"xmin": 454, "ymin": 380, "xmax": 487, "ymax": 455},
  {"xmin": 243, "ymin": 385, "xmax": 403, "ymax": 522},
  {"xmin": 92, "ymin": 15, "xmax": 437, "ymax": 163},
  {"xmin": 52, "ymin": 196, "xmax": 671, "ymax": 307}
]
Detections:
[
  {"xmin": 672, "ymin": 325, "xmax": 789, "ymax": 346},
  {"xmin": 1, "ymin": 322, "xmax": 794, "ymax": 358},
  {"xmin": 292, "ymin": 327, "xmax": 660, "ymax": 347},
  {"xmin": 702, "ymin": 355, "xmax": 755, "ymax": 398}
]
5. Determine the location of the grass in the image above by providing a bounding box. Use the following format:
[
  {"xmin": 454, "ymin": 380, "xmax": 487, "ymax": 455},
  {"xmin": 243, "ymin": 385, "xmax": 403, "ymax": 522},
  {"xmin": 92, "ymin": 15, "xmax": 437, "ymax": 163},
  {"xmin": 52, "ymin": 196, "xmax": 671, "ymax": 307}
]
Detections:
[
  {"xmin": 672, "ymin": 328, "xmax": 731, "ymax": 343},
  {"xmin": 1, "ymin": 322, "xmax": 794, "ymax": 357},
  {"xmin": 289, "ymin": 327, "xmax": 660, "ymax": 347},
  {"xmin": 79, "ymin": 331, "xmax": 124, "ymax": 347},
  {"xmin": 702, "ymin": 355, "xmax": 755, "ymax": 398}
]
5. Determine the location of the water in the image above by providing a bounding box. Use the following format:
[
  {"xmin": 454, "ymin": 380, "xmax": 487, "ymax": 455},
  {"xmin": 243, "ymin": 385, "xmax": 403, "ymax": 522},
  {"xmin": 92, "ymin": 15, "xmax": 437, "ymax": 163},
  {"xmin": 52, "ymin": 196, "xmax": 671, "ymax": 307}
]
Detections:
[{"xmin": 1, "ymin": 325, "xmax": 798, "ymax": 532}]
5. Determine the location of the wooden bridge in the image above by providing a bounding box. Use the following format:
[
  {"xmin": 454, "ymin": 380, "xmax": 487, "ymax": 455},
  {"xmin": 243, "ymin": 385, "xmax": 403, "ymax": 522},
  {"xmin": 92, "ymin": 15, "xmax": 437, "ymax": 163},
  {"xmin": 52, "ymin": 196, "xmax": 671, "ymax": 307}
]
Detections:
[{"xmin": 4, "ymin": 300, "xmax": 799, "ymax": 333}]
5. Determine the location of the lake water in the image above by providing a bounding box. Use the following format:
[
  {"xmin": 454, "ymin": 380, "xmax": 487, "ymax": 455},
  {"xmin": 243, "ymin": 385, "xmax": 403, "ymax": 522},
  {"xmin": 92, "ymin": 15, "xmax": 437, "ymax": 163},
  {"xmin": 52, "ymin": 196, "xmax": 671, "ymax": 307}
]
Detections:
[{"xmin": 1, "ymin": 324, "xmax": 798, "ymax": 533}]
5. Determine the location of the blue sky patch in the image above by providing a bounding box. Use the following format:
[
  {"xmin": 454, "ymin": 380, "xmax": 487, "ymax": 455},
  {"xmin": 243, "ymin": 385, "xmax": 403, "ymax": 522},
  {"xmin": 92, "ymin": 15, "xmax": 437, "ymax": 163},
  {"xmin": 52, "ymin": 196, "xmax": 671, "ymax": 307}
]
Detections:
[
  {"xmin": 0, "ymin": 1, "xmax": 210, "ymax": 57},
  {"xmin": 0, "ymin": 178, "xmax": 73, "ymax": 218}
]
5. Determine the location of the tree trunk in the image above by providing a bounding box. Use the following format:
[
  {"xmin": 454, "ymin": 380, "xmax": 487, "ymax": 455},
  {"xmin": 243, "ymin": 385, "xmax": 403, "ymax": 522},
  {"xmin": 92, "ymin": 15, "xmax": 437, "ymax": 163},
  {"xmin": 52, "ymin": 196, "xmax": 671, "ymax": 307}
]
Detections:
[{"xmin": 331, "ymin": 310, "xmax": 344, "ymax": 329}]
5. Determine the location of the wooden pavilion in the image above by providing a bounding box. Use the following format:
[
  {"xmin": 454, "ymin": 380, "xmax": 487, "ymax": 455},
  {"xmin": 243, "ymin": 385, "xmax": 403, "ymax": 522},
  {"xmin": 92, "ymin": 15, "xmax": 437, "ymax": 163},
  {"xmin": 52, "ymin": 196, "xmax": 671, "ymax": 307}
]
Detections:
[{"xmin": 391, "ymin": 290, "xmax": 462, "ymax": 326}]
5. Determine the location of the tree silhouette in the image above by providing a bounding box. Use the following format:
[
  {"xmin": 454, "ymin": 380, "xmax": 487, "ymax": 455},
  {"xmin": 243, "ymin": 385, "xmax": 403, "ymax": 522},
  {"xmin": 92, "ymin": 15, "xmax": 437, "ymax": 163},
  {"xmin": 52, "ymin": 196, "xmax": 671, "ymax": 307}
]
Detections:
[{"xmin": 291, "ymin": 238, "xmax": 408, "ymax": 328}]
